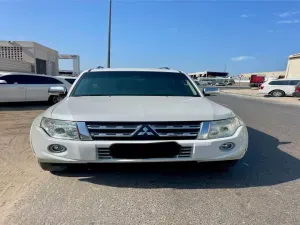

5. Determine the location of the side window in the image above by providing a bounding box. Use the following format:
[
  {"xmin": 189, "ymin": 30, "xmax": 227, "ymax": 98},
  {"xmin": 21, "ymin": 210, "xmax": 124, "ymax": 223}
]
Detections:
[
  {"xmin": 289, "ymin": 80, "xmax": 300, "ymax": 86},
  {"xmin": 1, "ymin": 75, "xmax": 62, "ymax": 85},
  {"xmin": 27, "ymin": 76, "xmax": 63, "ymax": 84},
  {"xmin": 269, "ymin": 80, "xmax": 289, "ymax": 85},
  {"xmin": 0, "ymin": 75, "xmax": 27, "ymax": 84},
  {"xmin": 45, "ymin": 77, "xmax": 63, "ymax": 84}
]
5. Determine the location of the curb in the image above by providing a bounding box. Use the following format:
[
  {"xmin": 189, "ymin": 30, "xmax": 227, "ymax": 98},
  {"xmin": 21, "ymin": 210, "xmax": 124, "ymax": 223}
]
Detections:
[
  {"xmin": 220, "ymin": 92, "xmax": 263, "ymax": 99},
  {"xmin": 220, "ymin": 92, "xmax": 300, "ymax": 107}
]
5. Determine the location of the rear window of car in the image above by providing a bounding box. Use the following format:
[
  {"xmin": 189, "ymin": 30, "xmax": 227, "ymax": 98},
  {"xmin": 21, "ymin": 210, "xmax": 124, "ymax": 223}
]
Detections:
[{"xmin": 289, "ymin": 80, "xmax": 300, "ymax": 86}]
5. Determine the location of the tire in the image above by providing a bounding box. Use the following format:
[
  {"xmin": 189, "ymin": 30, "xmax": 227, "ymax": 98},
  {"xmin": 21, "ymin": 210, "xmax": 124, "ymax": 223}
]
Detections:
[
  {"xmin": 270, "ymin": 90, "xmax": 285, "ymax": 97},
  {"xmin": 48, "ymin": 95, "xmax": 62, "ymax": 105},
  {"xmin": 38, "ymin": 162, "xmax": 67, "ymax": 172}
]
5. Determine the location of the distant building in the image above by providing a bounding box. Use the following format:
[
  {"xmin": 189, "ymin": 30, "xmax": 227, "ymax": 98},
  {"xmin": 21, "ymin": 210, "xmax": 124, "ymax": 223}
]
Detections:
[
  {"xmin": 286, "ymin": 53, "xmax": 300, "ymax": 78},
  {"xmin": 0, "ymin": 41, "xmax": 59, "ymax": 75},
  {"xmin": 188, "ymin": 71, "xmax": 229, "ymax": 79},
  {"xmin": 238, "ymin": 71, "xmax": 286, "ymax": 81}
]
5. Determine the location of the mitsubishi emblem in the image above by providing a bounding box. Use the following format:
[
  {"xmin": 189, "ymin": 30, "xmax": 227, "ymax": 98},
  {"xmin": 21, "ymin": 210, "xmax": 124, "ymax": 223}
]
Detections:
[{"xmin": 137, "ymin": 126, "xmax": 155, "ymax": 136}]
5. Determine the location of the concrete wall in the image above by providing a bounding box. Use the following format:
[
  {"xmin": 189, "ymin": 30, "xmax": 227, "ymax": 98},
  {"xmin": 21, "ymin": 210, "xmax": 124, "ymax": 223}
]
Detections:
[
  {"xmin": 33, "ymin": 42, "xmax": 59, "ymax": 75},
  {"xmin": 0, "ymin": 57, "xmax": 32, "ymax": 73},
  {"xmin": 0, "ymin": 41, "xmax": 59, "ymax": 76},
  {"xmin": 286, "ymin": 54, "xmax": 300, "ymax": 78}
]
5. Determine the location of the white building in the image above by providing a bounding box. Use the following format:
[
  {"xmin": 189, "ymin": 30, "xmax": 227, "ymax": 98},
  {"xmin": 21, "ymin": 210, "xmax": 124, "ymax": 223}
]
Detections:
[
  {"xmin": 0, "ymin": 41, "xmax": 59, "ymax": 75},
  {"xmin": 286, "ymin": 53, "xmax": 300, "ymax": 78}
]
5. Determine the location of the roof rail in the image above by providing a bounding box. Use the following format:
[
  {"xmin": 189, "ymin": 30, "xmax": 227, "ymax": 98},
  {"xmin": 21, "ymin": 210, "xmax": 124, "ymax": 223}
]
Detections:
[
  {"xmin": 158, "ymin": 67, "xmax": 170, "ymax": 69},
  {"xmin": 96, "ymin": 66, "xmax": 104, "ymax": 69}
]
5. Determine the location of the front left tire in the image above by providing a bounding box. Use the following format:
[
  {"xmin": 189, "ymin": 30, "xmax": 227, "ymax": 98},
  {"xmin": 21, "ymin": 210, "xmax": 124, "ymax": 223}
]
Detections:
[
  {"xmin": 48, "ymin": 95, "xmax": 62, "ymax": 105},
  {"xmin": 38, "ymin": 162, "xmax": 67, "ymax": 172}
]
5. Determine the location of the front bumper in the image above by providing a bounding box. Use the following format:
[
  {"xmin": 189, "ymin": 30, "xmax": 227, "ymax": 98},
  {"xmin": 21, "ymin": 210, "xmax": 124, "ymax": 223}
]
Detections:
[{"xmin": 30, "ymin": 125, "xmax": 248, "ymax": 164}]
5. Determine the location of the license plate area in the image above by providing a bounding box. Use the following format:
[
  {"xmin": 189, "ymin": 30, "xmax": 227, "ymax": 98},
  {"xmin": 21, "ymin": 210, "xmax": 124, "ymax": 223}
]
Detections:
[{"xmin": 110, "ymin": 142, "xmax": 181, "ymax": 159}]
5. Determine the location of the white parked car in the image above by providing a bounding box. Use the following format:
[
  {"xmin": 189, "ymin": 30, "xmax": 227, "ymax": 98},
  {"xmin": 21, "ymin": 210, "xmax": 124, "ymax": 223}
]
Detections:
[
  {"xmin": 259, "ymin": 79, "xmax": 300, "ymax": 97},
  {"xmin": 0, "ymin": 72, "xmax": 71, "ymax": 104},
  {"xmin": 30, "ymin": 68, "xmax": 248, "ymax": 172}
]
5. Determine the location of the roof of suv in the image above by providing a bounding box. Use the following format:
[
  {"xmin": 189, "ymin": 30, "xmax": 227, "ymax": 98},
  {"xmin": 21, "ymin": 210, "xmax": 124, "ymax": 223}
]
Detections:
[{"xmin": 88, "ymin": 68, "xmax": 182, "ymax": 73}]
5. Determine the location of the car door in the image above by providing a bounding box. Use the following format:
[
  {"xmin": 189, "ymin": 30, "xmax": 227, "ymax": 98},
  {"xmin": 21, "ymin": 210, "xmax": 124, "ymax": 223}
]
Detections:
[
  {"xmin": 287, "ymin": 80, "xmax": 300, "ymax": 95},
  {"xmin": 0, "ymin": 75, "xmax": 26, "ymax": 102},
  {"xmin": 268, "ymin": 80, "xmax": 289, "ymax": 94},
  {"xmin": 25, "ymin": 76, "xmax": 65, "ymax": 101}
]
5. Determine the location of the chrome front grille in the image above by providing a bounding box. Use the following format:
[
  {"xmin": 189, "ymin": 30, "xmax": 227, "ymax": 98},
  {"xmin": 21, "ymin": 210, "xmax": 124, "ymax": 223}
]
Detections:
[
  {"xmin": 97, "ymin": 146, "xmax": 193, "ymax": 159},
  {"xmin": 85, "ymin": 122, "xmax": 201, "ymax": 140}
]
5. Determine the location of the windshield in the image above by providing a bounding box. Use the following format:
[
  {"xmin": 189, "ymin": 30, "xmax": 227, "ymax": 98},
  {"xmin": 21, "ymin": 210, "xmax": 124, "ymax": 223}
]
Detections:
[{"xmin": 71, "ymin": 71, "xmax": 200, "ymax": 97}]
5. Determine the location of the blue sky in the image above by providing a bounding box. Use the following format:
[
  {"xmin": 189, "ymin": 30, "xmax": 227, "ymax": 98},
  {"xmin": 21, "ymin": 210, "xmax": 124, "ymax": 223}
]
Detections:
[{"xmin": 1, "ymin": 0, "xmax": 300, "ymax": 76}]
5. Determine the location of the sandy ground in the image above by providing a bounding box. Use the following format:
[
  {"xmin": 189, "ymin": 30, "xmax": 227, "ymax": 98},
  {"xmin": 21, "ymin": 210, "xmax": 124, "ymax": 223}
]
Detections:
[
  {"xmin": 221, "ymin": 88, "xmax": 300, "ymax": 105},
  {"xmin": 0, "ymin": 103, "xmax": 49, "ymax": 224}
]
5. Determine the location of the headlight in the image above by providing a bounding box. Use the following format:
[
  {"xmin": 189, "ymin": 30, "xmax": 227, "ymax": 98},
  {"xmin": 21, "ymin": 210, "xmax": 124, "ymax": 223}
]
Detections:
[
  {"xmin": 208, "ymin": 117, "xmax": 243, "ymax": 139},
  {"xmin": 41, "ymin": 117, "xmax": 79, "ymax": 140}
]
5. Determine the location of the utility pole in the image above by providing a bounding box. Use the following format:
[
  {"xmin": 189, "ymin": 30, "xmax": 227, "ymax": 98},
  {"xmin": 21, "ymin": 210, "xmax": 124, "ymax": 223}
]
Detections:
[{"xmin": 107, "ymin": 0, "xmax": 112, "ymax": 68}]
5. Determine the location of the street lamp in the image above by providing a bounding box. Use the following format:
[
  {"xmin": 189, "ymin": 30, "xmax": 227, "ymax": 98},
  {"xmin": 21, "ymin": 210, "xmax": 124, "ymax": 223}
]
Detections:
[{"xmin": 107, "ymin": 0, "xmax": 112, "ymax": 68}]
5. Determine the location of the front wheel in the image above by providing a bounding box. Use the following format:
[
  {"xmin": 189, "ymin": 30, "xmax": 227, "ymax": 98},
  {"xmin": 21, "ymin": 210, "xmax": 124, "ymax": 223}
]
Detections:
[
  {"xmin": 270, "ymin": 90, "xmax": 285, "ymax": 97},
  {"xmin": 48, "ymin": 95, "xmax": 62, "ymax": 105}
]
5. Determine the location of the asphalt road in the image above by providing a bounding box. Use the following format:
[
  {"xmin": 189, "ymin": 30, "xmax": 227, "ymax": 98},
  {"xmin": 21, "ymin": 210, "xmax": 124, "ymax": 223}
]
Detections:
[{"xmin": 4, "ymin": 95, "xmax": 300, "ymax": 225}]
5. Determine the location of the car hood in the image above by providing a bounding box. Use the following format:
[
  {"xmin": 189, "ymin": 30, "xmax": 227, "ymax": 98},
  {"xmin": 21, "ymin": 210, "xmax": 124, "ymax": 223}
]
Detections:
[{"xmin": 47, "ymin": 96, "xmax": 234, "ymax": 122}]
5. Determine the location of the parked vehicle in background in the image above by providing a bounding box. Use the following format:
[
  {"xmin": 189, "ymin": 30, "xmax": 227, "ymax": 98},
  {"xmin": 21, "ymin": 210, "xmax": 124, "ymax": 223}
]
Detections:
[
  {"xmin": 56, "ymin": 76, "xmax": 77, "ymax": 85},
  {"xmin": 259, "ymin": 79, "xmax": 300, "ymax": 97},
  {"xmin": 0, "ymin": 72, "xmax": 71, "ymax": 104},
  {"xmin": 30, "ymin": 68, "xmax": 248, "ymax": 172},
  {"xmin": 198, "ymin": 80, "xmax": 211, "ymax": 86},
  {"xmin": 193, "ymin": 80, "xmax": 200, "ymax": 86},
  {"xmin": 250, "ymin": 75, "xmax": 265, "ymax": 87},
  {"xmin": 215, "ymin": 79, "xmax": 226, "ymax": 86},
  {"xmin": 224, "ymin": 80, "xmax": 232, "ymax": 85},
  {"xmin": 293, "ymin": 83, "xmax": 300, "ymax": 97}
]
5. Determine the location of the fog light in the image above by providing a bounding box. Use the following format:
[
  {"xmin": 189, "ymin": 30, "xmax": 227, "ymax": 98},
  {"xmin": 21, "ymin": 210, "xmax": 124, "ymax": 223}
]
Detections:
[
  {"xmin": 219, "ymin": 142, "xmax": 235, "ymax": 151},
  {"xmin": 48, "ymin": 144, "xmax": 67, "ymax": 153}
]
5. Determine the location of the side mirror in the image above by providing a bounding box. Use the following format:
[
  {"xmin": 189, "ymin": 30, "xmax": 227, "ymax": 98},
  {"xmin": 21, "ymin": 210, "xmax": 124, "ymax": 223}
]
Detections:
[
  {"xmin": 203, "ymin": 87, "xmax": 220, "ymax": 96},
  {"xmin": 48, "ymin": 86, "xmax": 67, "ymax": 96},
  {"xmin": 0, "ymin": 80, "xmax": 7, "ymax": 84}
]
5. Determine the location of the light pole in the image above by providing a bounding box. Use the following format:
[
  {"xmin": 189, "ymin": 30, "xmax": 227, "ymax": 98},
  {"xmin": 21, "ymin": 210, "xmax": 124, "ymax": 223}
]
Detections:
[{"xmin": 107, "ymin": 0, "xmax": 112, "ymax": 68}]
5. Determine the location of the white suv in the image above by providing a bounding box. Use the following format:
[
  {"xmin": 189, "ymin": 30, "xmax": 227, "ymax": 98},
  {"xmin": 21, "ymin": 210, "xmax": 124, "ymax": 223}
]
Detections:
[
  {"xmin": 0, "ymin": 72, "xmax": 71, "ymax": 104},
  {"xmin": 259, "ymin": 79, "xmax": 300, "ymax": 97},
  {"xmin": 30, "ymin": 68, "xmax": 248, "ymax": 172}
]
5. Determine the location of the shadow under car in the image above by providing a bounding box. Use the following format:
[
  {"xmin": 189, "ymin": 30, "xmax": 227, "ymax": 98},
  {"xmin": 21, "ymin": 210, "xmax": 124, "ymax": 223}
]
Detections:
[{"xmin": 52, "ymin": 127, "xmax": 300, "ymax": 189}]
